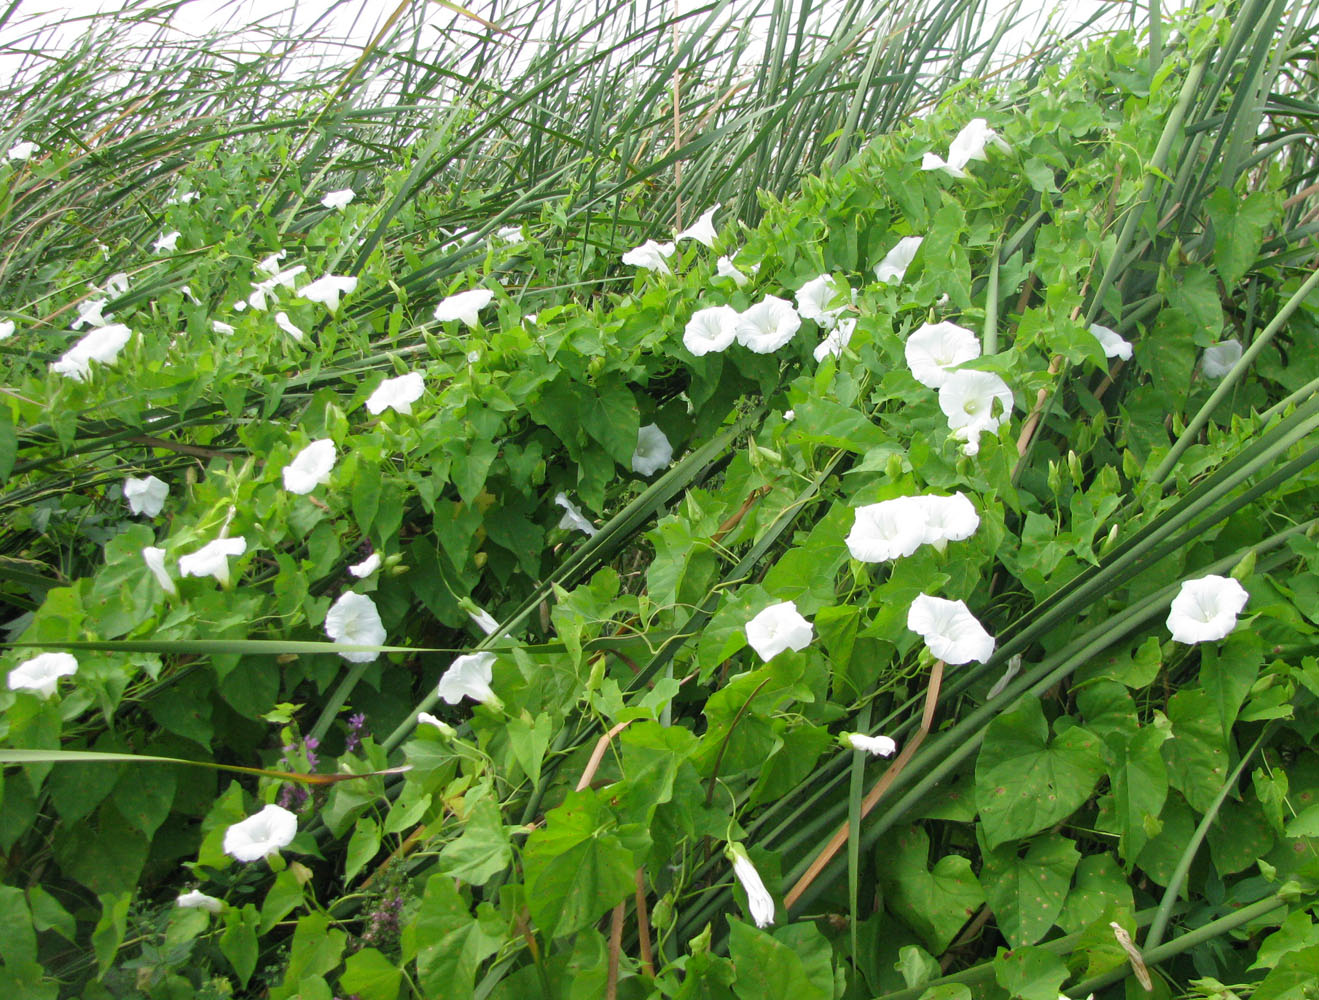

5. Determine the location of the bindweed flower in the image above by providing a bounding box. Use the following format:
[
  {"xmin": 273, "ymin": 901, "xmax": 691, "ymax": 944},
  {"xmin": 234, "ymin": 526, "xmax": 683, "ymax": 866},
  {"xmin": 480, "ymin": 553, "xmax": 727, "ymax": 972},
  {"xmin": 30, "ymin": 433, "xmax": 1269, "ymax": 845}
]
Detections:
[
  {"xmin": 813, "ymin": 317, "xmax": 856, "ymax": 363},
  {"xmin": 348, "ymin": 552, "xmax": 381, "ymax": 578},
  {"xmin": 223, "ymin": 804, "xmax": 297, "ymax": 862},
  {"xmin": 495, "ymin": 225, "xmax": 524, "ymax": 243},
  {"xmin": 417, "ymin": 712, "xmax": 457, "ymax": 738},
  {"xmin": 795, "ymin": 275, "xmax": 848, "ymax": 329},
  {"xmin": 8, "ymin": 140, "xmax": 36, "ymax": 161},
  {"xmin": 433, "ymin": 288, "xmax": 494, "ymax": 327},
  {"xmin": 715, "ymin": 255, "xmax": 750, "ymax": 288},
  {"xmin": 939, "ymin": 369, "xmax": 1014, "ymax": 455},
  {"xmin": 437, "ymin": 651, "xmax": 502, "ymax": 708},
  {"xmin": 874, "ymin": 236, "xmax": 923, "ymax": 284},
  {"xmin": 103, "ymin": 273, "xmax": 130, "ymax": 297},
  {"xmin": 366, "ymin": 372, "xmax": 425, "ymax": 415},
  {"xmin": 1166, "ymin": 575, "xmax": 1249, "ymax": 644},
  {"xmin": 1201, "ymin": 339, "xmax": 1243, "ymax": 378},
  {"xmin": 554, "ymin": 492, "xmax": 597, "ymax": 537},
  {"xmin": 683, "ymin": 305, "xmax": 740, "ymax": 357},
  {"xmin": 847, "ymin": 497, "xmax": 929, "ymax": 562},
  {"xmin": 321, "ymin": 188, "xmax": 355, "ymax": 210},
  {"xmin": 920, "ymin": 492, "xmax": 980, "ymax": 549},
  {"xmin": 632, "ymin": 424, "xmax": 673, "ymax": 476},
  {"xmin": 324, "ymin": 592, "xmax": 386, "ymax": 663},
  {"xmin": 8, "ymin": 652, "xmax": 77, "ymax": 698},
  {"xmin": 782, "ymin": 409, "xmax": 794, "ymax": 421},
  {"xmin": 142, "ymin": 546, "xmax": 177, "ymax": 597},
  {"xmin": 212, "ymin": 320, "xmax": 235, "ymax": 335},
  {"xmin": 299, "ymin": 274, "xmax": 358, "ymax": 311},
  {"xmin": 675, "ymin": 204, "xmax": 720, "ymax": 247},
  {"xmin": 905, "ymin": 321, "xmax": 981, "ymax": 389},
  {"xmin": 735, "ymin": 295, "xmax": 801, "ymax": 353},
  {"xmin": 256, "ymin": 251, "xmax": 287, "ymax": 274},
  {"xmin": 274, "ymin": 312, "xmax": 305, "ymax": 342},
  {"xmin": 469, "ymin": 606, "xmax": 500, "ymax": 635},
  {"xmin": 922, "ymin": 118, "xmax": 1010, "ymax": 178},
  {"xmin": 177, "ymin": 890, "xmax": 223, "ymax": 913},
  {"xmin": 51, "ymin": 323, "xmax": 132, "ymax": 381},
  {"xmin": 70, "ymin": 298, "xmax": 110, "ymax": 329},
  {"xmin": 282, "ymin": 439, "xmax": 336, "ymax": 494},
  {"xmin": 726, "ymin": 843, "xmax": 774, "ymax": 928},
  {"xmin": 1089, "ymin": 323, "xmax": 1133, "ymax": 361},
  {"xmin": 178, "ymin": 537, "xmax": 247, "ymax": 586},
  {"xmin": 843, "ymin": 732, "xmax": 897, "ymax": 757},
  {"xmin": 622, "ymin": 239, "xmax": 676, "ymax": 274},
  {"xmin": 0, "ymin": 319, "xmax": 13, "ymax": 340},
  {"xmin": 124, "ymin": 475, "xmax": 169, "ymax": 517},
  {"xmin": 745, "ymin": 600, "xmax": 814, "ymax": 661},
  {"xmin": 907, "ymin": 594, "xmax": 995, "ymax": 664},
  {"xmin": 153, "ymin": 230, "xmax": 181, "ymax": 253}
]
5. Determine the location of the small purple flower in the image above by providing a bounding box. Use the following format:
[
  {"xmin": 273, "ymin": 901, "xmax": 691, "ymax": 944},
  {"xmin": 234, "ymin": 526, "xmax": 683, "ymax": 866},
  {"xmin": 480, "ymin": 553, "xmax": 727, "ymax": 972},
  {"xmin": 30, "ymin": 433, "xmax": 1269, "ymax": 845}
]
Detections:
[{"xmin": 345, "ymin": 712, "xmax": 368, "ymax": 754}]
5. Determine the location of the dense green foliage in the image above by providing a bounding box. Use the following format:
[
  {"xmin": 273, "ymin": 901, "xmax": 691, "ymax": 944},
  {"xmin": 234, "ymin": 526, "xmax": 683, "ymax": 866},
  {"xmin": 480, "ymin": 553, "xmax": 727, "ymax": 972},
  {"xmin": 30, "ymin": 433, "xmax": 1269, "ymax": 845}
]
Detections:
[{"xmin": 5, "ymin": 0, "xmax": 1319, "ymax": 998}]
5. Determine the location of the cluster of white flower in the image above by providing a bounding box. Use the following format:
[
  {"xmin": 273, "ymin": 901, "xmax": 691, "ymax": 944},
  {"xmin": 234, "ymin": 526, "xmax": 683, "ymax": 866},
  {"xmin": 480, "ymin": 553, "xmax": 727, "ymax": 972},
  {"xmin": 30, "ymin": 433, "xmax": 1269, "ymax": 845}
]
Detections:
[{"xmin": 846, "ymin": 492, "xmax": 979, "ymax": 562}]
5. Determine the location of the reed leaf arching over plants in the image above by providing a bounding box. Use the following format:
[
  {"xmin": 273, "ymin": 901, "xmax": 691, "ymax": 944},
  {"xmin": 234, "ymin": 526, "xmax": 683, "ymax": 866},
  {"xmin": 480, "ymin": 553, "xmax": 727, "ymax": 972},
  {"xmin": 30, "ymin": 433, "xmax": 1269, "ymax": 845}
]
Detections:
[{"xmin": 5, "ymin": 0, "xmax": 1319, "ymax": 997}]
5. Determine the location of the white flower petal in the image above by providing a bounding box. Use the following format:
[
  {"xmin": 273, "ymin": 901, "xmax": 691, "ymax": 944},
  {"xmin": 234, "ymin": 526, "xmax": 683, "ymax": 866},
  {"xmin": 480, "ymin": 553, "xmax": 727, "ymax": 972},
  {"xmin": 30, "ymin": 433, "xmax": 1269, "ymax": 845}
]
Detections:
[
  {"xmin": 1201, "ymin": 339, "xmax": 1243, "ymax": 378},
  {"xmin": 1089, "ymin": 323, "xmax": 1133, "ymax": 361},
  {"xmin": 176, "ymin": 890, "xmax": 223, "ymax": 913},
  {"xmin": 153, "ymin": 230, "xmax": 181, "ymax": 253},
  {"xmin": 622, "ymin": 239, "xmax": 676, "ymax": 274},
  {"xmin": 735, "ymin": 295, "xmax": 801, "ymax": 353},
  {"xmin": 907, "ymin": 594, "xmax": 995, "ymax": 664},
  {"xmin": 178, "ymin": 537, "xmax": 247, "ymax": 586},
  {"xmin": 1166, "ymin": 575, "xmax": 1249, "ymax": 644},
  {"xmin": 124, "ymin": 475, "xmax": 169, "ymax": 517},
  {"xmin": 7, "ymin": 652, "xmax": 77, "ymax": 698},
  {"xmin": 417, "ymin": 712, "xmax": 456, "ymax": 737},
  {"xmin": 223, "ymin": 804, "xmax": 297, "ymax": 862},
  {"xmin": 906, "ymin": 321, "xmax": 981, "ymax": 389},
  {"xmin": 433, "ymin": 288, "xmax": 494, "ymax": 327},
  {"xmin": 321, "ymin": 188, "xmax": 355, "ymax": 210},
  {"xmin": 874, "ymin": 236, "xmax": 923, "ymax": 284},
  {"xmin": 8, "ymin": 141, "xmax": 37, "ymax": 161},
  {"xmin": 348, "ymin": 552, "xmax": 381, "ymax": 578},
  {"xmin": 437, "ymin": 651, "xmax": 500, "ymax": 706},
  {"xmin": 727, "ymin": 844, "xmax": 774, "ymax": 928},
  {"xmin": 847, "ymin": 497, "xmax": 929, "ymax": 562},
  {"xmin": 142, "ymin": 546, "xmax": 177, "ymax": 597},
  {"xmin": 847, "ymin": 733, "xmax": 898, "ymax": 757},
  {"xmin": 715, "ymin": 255, "xmax": 750, "ymax": 287},
  {"xmin": 366, "ymin": 372, "xmax": 425, "ymax": 415},
  {"xmin": 675, "ymin": 204, "xmax": 720, "ymax": 248},
  {"xmin": 795, "ymin": 275, "xmax": 847, "ymax": 328},
  {"xmin": 683, "ymin": 305, "xmax": 740, "ymax": 356},
  {"xmin": 554, "ymin": 492, "xmax": 597, "ymax": 537},
  {"xmin": 282, "ymin": 439, "xmax": 336, "ymax": 495},
  {"xmin": 324, "ymin": 592, "xmax": 386, "ymax": 663},
  {"xmin": 632, "ymin": 423, "xmax": 673, "ymax": 476},
  {"xmin": 274, "ymin": 312, "xmax": 305, "ymax": 342},
  {"xmin": 938, "ymin": 369, "xmax": 1014, "ymax": 453},
  {"xmin": 919, "ymin": 493, "xmax": 980, "ymax": 546},
  {"xmin": 813, "ymin": 317, "xmax": 855, "ymax": 362},
  {"xmin": 0, "ymin": 319, "xmax": 14, "ymax": 340},
  {"xmin": 51, "ymin": 323, "xmax": 132, "ymax": 381},
  {"xmin": 744, "ymin": 600, "xmax": 814, "ymax": 661},
  {"xmin": 299, "ymin": 275, "xmax": 358, "ymax": 311}
]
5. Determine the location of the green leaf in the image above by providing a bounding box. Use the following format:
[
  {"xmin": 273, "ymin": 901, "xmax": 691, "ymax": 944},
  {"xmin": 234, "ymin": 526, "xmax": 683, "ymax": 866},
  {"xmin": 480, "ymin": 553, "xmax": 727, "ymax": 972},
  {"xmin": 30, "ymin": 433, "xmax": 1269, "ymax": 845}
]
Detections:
[
  {"xmin": 583, "ymin": 378, "xmax": 640, "ymax": 467},
  {"xmin": 978, "ymin": 831, "xmax": 1080, "ymax": 947},
  {"xmin": 344, "ymin": 816, "xmax": 381, "ymax": 884},
  {"xmin": 271, "ymin": 913, "xmax": 345, "ymax": 1000},
  {"xmin": 1209, "ymin": 187, "xmax": 1273, "ymax": 287},
  {"xmin": 522, "ymin": 788, "xmax": 638, "ymax": 938},
  {"xmin": 1106, "ymin": 725, "xmax": 1169, "ymax": 863},
  {"xmin": 439, "ymin": 793, "xmax": 512, "ymax": 887},
  {"xmin": 0, "ymin": 887, "xmax": 37, "ymax": 967},
  {"xmin": 726, "ymin": 920, "xmax": 834, "ymax": 1000},
  {"xmin": 1200, "ymin": 631, "xmax": 1263, "ymax": 737},
  {"xmin": 1253, "ymin": 944, "xmax": 1319, "ymax": 1000},
  {"xmin": 27, "ymin": 885, "xmax": 76, "ymax": 943},
  {"xmin": 220, "ymin": 904, "xmax": 261, "ymax": 988},
  {"xmin": 1163, "ymin": 689, "xmax": 1231, "ymax": 813},
  {"xmin": 1254, "ymin": 910, "xmax": 1319, "ymax": 971},
  {"xmin": 339, "ymin": 947, "xmax": 401, "ymax": 1000},
  {"xmin": 0, "ymin": 405, "xmax": 15, "ymax": 483},
  {"xmin": 407, "ymin": 875, "xmax": 505, "ymax": 1000},
  {"xmin": 261, "ymin": 867, "xmax": 308, "ymax": 934},
  {"xmin": 992, "ymin": 944, "xmax": 1069, "ymax": 1000},
  {"xmin": 875, "ymin": 825, "xmax": 985, "ymax": 954},
  {"xmin": 975, "ymin": 698, "xmax": 1105, "ymax": 847},
  {"xmin": 91, "ymin": 891, "xmax": 131, "ymax": 981},
  {"xmin": 506, "ymin": 712, "xmax": 554, "ymax": 787}
]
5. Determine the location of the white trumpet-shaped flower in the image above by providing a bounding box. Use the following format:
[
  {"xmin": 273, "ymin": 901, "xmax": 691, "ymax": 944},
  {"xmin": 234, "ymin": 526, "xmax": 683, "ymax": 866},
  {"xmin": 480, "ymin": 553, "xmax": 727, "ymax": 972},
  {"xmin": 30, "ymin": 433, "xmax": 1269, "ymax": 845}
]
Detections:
[
  {"xmin": 70, "ymin": 297, "xmax": 110, "ymax": 329},
  {"xmin": 922, "ymin": 118, "xmax": 1010, "ymax": 178},
  {"xmin": 7, "ymin": 652, "xmax": 78, "ymax": 698},
  {"xmin": 142, "ymin": 546, "xmax": 178, "ymax": 597},
  {"xmin": 417, "ymin": 712, "xmax": 456, "ymax": 738},
  {"xmin": 715, "ymin": 256, "xmax": 750, "ymax": 288},
  {"xmin": 919, "ymin": 492, "xmax": 980, "ymax": 548},
  {"xmin": 1166, "ymin": 575, "xmax": 1249, "ymax": 644},
  {"xmin": 348, "ymin": 552, "xmax": 381, "ymax": 578},
  {"xmin": 735, "ymin": 295, "xmax": 801, "ymax": 353},
  {"xmin": 366, "ymin": 371, "xmax": 425, "ymax": 415},
  {"xmin": 469, "ymin": 606, "xmax": 500, "ymax": 635},
  {"xmin": 795, "ymin": 275, "xmax": 848, "ymax": 329},
  {"xmin": 622, "ymin": 239, "xmax": 676, "ymax": 274},
  {"xmin": 905, "ymin": 322, "xmax": 981, "ymax": 389},
  {"xmin": 437, "ymin": 651, "xmax": 502, "ymax": 708},
  {"xmin": 223, "ymin": 804, "xmax": 297, "ymax": 862},
  {"xmin": 683, "ymin": 305, "xmax": 740, "ymax": 356},
  {"xmin": 813, "ymin": 317, "xmax": 856, "ymax": 363},
  {"xmin": 939, "ymin": 369, "xmax": 1014, "ymax": 455},
  {"xmin": 632, "ymin": 424, "xmax": 673, "ymax": 476},
  {"xmin": 321, "ymin": 188, "xmax": 355, "ymax": 210},
  {"xmin": 433, "ymin": 288, "xmax": 494, "ymax": 327},
  {"xmin": 847, "ymin": 497, "xmax": 929, "ymax": 562},
  {"xmin": 874, "ymin": 236, "xmax": 923, "ymax": 284},
  {"xmin": 744, "ymin": 600, "xmax": 814, "ymax": 662},
  {"xmin": 274, "ymin": 312, "xmax": 305, "ymax": 342},
  {"xmin": 843, "ymin": 732, "xmax": 898, "ymax": 757},
  {"xmin": 726, "ymin": 843, "xmax": 774, "ymax": 929},
  {"xmin": 0, "ymin": 320, "xmax": 14, "ymax": 340},
  {"xmin": 176, "ymin": 890, "xmax": 223, "ymax": 913},
  {"xmin": 8, "ymin": 140, "xmax": 36, "ymax": 161},
  {"xmin": 153, "ymin": 230, "xmax": 181, "ymax": 253},
  {"xmin": 324, "ymin": 592, "xmax": 386, "ymax": 662},
  {"xmin": 1201, "ymin": 339, "xmax": 1243, "ymax": 378},
  {"xmin": 675, "ymin": 204, "xmax": 720, "ymax": 247},
  {"xmin": 299, "ymin": 274, "xmax": 358, "ymax": 311},
  {"xmin": 1089, "ymin": 323, "xmax": 1133, "ymax": 361},
  {"xmin": 178, "ymin": 537, "xmax": 247, "ymax": 586},
  {"xmin": 282, "ymin": 439, "xmax": 336, "ymax": 494},
  {"xmin": 907, "ymin": 594, "xmax": 995, "ymax": 664},
  {"xmin": 51, "ymin": 323, "xmax": 132, "ymax": 381},
  {"xmin": 554, "ymin": 493, "xmax": 597, "ymax": 537},
  {"xmin": 124, "ymin": 475, "xmax": 169, "ymax": 517}
]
